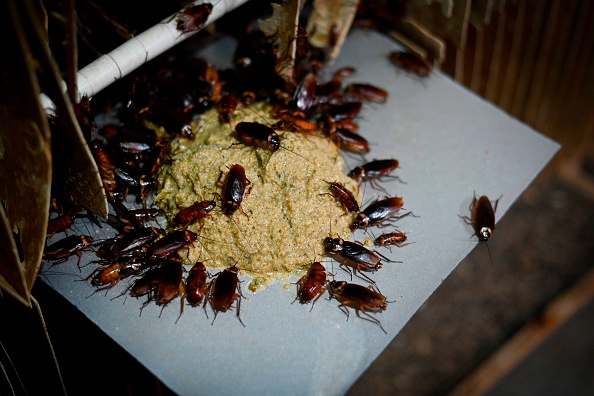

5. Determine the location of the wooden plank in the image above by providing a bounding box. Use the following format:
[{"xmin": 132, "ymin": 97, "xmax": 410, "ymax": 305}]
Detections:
[{"xmin": 448, "ymin": 267, "xmax": 594, "ymax": 396}]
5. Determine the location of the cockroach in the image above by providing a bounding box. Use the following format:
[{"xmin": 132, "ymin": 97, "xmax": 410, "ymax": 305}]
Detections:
[
  {"xmin": 234, "ymin": 121, "xmax": 280, "ymax": 151},
  {"xmin": 460, "ymin": 194, "xmax": 499, "ymax": 242},
  {"xmin": 145, "ymin": 103, "xmax": 195, "ymax": 139},
  {"xmin": 47, "ymin": 213, "xmax": 75, "ymax": 237},
  {"xmin": 43, "ymin": 235, "xmax": 94, "ymax": 270},
  {"xmin": 324, "ymin": 236, "xmax": 395, "ymax": 284},
  {"xmin": 184, "ymin": 262, "xmax": 209, "ymax": 307},
  {"xmin": 293, "ymin": 72, "xmax": 317, "ymax": 111},
  {"xmin": 90, "ymin": 139, "xmax": 117, "ymax": 200},
  {"xmin": 113, "ymin": 164, "xmax": 141, "ymax": 197},
  {"xmin": 322, "ymin": 181, "xmax": 359, "ymax": 214},
  {"xmin": 344, "ymin": 83, "xmax": 388, "ymax": 103},
  {"xmin": 333, "ymin": 67, "xmax": 356, "ymax": 80},
  {"xmin": 139, "ymin": 174, "xmax": 159, "ymax": 204},
  {"xmin": 129, "ymin": 264, "xmax": 164, "ymax": 299},
  {"xmin": 203, "ymin": 65, "xmax": 222, "ymax": 103},
  {"xmin": 324, "ymin": 101, "xmax": 362, "ymax": 122},
  {"xmin": 459, "ymin": 194, "xmax": 500, "ymax": 265},
  {"xmin": 272, "ymin": 118, "xmax": 318, "ymax": 133},
  {"xmin": 348, "ymin": 159, "xmax": 400, "ymax": 184},
  {"xmin": 374, "ymin": 230, "xmax": 411, "ymax": 250},
  {"xmin": 175, "ymin": 3, "xmax": 213, "ymax": 34},
  {"xmin": 117, "ymin": 133, "xmax": 157, "ymax": 155},
  {"xmin": 295, "ymin": 26, "xmax": 309, "ymax": 63},
  {"xmin": 218, "ymin": 92, "xmax": 239, "ymax": 124},
  {"xmin": 204, "ymin": 265, "xmax": 245, "ymax": 326},
  {"xmin": 390, "ymin": 51, "xmax": 432, "ymax": 77},
  {"xmin": 89, "ymin": 255, "xmax": 143, "ymax": 290},
  {"xmin": 272, "ymin": 110, "xmax": 318, "ymax": 133},
  {"xmin": 314, "ymin": 79, "xmax": 342, "ymax": 104},
  {"xmin": 327, "ymin": 280, "xmax": 389, "ymax": 334},
  {"xmin": 129, "ymin": 208, "xmax": 162, "ymax": 225},
  {"xmin": 145, "ymin": 230, "xmax": 198, "ymax": 258},
  {"xmin": 126, "ymin": 264, "xmax": 166, "ymax": 313},
  {"xmin": 292, "ymin": 262, "xmax": 327, "ymax": 310},
  {"xmin": 174, "ymin": 199, "xmax": 216, "ymax": 227},
  {"xmin": 72, "ymin": 95, "xmax": 95, "ymax": 143},
  {"xmin": 331, "ymin": 128, "xmax": 370, "ymax": 154},
  {"xmin": 154, "ymin": 259, "xmax": 185, "ymax": 318},
  {"xmin": 96, "ymin": 226, "xmax": 162, "ymax": 260},
  {"xmin": 219, "ymin": 164, "xmax": 251, "ymax": 216},
  {"xmin": 334, "ymin": 119, "xmax": 359, "ymax": 133},
  {"xmin": 147, "ymin": 143, "xmax": 172, "ymax": 176},
  {"xmin": 109, "ymin": 198, "xmax": 142, "ymax": 231},
  {"xmin": 351, "ymin": 197, "xmax": 412, "ymax": 231},
  {"xmin": 240, "ymin": 91, "xmax": 257, "ymax": 106}
]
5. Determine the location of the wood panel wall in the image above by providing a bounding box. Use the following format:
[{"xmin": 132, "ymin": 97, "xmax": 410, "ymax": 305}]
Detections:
[{"xmin": 440, "ymin": 0, "xmax": 594, "ymax": 173}]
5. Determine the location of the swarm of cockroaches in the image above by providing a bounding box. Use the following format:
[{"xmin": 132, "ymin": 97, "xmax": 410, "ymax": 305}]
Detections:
[{"xmin": 42, "ymin": 20, "xmax": 435, "ymax": 333}]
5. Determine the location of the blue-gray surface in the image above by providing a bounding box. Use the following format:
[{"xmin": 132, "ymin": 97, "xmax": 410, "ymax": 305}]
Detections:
[{"xmin": 42, "ymin": 29, "xmax": 560, "ymax": 396}]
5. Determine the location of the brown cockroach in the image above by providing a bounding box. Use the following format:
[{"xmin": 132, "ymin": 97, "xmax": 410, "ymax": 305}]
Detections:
[
  {"xmin": 126, "ymin": 264, "xmax": 166, "ymax": 314},
  {"xmin": 351, "ymin": 197, "xmax": 413, "ymax": 231},
  {"xmin": 129, "ymin": 208, "xmax": 162, "ymax": 225},
  {"xmin": 96, "ymin": 226, "xmax": 162, "ymax": 260},
  {"xmin": 184, "ymin": 262, "xmax": 209, "ymax": 307},
  {"xmin": 295, "ymin": 26, "xmax": 310, "ymax": 64},
  {"xmin": 374, "ymin": 230, "xmax": 411, "ymax": 250},
  {"xmin": 43, "ymin": 235, "xmax": 94, "ymax": 270},
  {"xmin": 240, "ymin": 91, "xmax": 257, "ymax": 106},
  {"xmin": 321, "ymin": 181, "xmax": 359, "ymax": 214},
  {"xmin": 272, "ymin": 118, "xmax": 318, "ymax": 133},
  {"xmin": 174, "ymin": 199, "xmax": 216, "ymax": 227},
  {"xmin": 331, "ymin": 128, "xmax": 370, "ymax": 154},
  {"xmin": 459, "ymin": 194, "xmax": 500, "ymax": 265},
  {"xmin": 344, "ymin": 83, "xmax": 388, "ymax": 103},
  {"xmin": 89, "ymin": 254, "xmax": 143, "ymax": 291},
  {"xmin": 314, "ymin": 79, "xmax": 342, "ymax": 104},
  {"xmin": 460, "ymin": 194, "xmax": 499, "ymax": 242},
  {"xmin": 129, "ymin": 264, "xmax": 164, "ymax": 299},
  {"xmin": 324, "ymin": 101, "xmax": 363, "ymax": 122},
  {"xmin": 347, "ymin": 159, "xmax": 401, "ymax": 189},
  {"xmin": 292, "ymin": 262, "xmax": 328, "ymax": 310},
  {"xmin": 327, "ymin": 280, "xmax": 389, "ymax": 334},
  {"xmin": 293, "ymin": 72, "xmax": 317, "ymax": 111},
  {"xmin": 390, "ymin": 51, "xmax": 432, "ymax": 77},
  {"xmin": 234, "ymin": 121, "xmax": 280, "ymax": 151},
  {"xmin": 73, "ymin": 95, "xmax": 95, "ymax": 142},
  {"xmin": 324, "ymin": 236, "xmax": 397, "ymax": 284},
  {"xmin": 220, "ymin": 164, "xmax": 251, "ymax": 216},
  {"xmin": 116, "ymin": 133, "xmax": 157, "ymax": 155},
  {"xmin": 109, "ymin": 198, "xmax": 142, "ymax": 232},
  {"xmin": 204, "ymin": 265, "xmax": 245, "ymax": 326},
  {"xmin": 333, "ymin": 67, "xmax": 356, "ymax": 80},
  {"xmin": 334, "ymin": 119, "xmax": 359, "ymax": 133},
  {"xmin": 175, "ymin": 3, "xmax": 213, "ymax": 34},
  {"xmin": 235, "ymin": 120, "xmax": 318, "ymax": 166},
  {"xmin": 154, "ymin": 259, "xmax": 185, "ymax": 320},
  {"xmin": 145, "ymin": 229, "xmax": 198, "ymax": 258},
  {"xmin": 90, "ymin": 139, "xmax": 117, "ymax": 200},
  {"xmin": 203, "ymin": 65, "xmax": 222, "ymax": 103},
  {"xmin": 47, "ymin": 213, "xmax": 75, "ymax": 237},
  {"xmin": 218, "ymin": 91, "xmax": 239, "ymax": 124}
]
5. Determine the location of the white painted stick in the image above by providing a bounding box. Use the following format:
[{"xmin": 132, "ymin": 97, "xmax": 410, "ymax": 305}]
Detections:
[{"xmin": 42, "ymin": 0, "xmax": 250, "ymax": 110}]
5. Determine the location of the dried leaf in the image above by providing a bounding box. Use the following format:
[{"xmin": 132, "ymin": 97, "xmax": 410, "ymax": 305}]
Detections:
[
  {"xmin": 22, "ymin": 0, "xmax": 108, "ymax": 220},
  {"xmin": 258, "ymin": 0, "xmax": 306, "ymax": 84},
  {"xmin": 0, "ymin": 0, "xmax": 52, "ymax": 306},
  {"xmin": 306, "ymin": 0, "xmax": 360, "ymax": 64}
]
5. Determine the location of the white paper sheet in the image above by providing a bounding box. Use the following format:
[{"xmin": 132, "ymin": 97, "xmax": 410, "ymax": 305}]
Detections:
[{"xmin": 42, "ymin": 29, "xmax": 560, "ymax": 396}]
